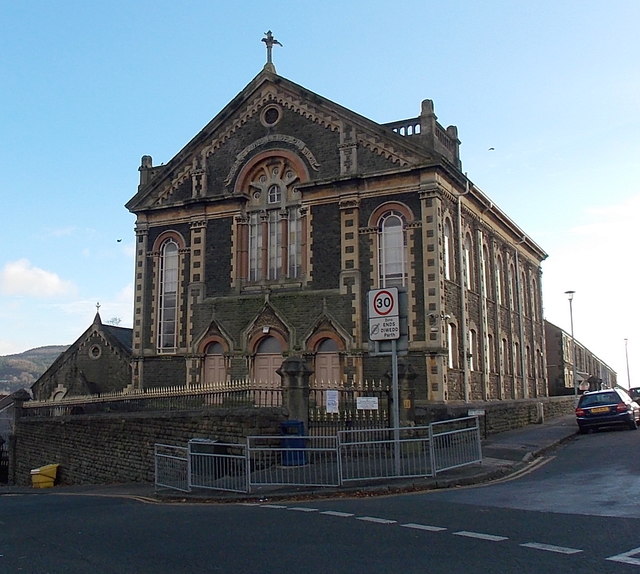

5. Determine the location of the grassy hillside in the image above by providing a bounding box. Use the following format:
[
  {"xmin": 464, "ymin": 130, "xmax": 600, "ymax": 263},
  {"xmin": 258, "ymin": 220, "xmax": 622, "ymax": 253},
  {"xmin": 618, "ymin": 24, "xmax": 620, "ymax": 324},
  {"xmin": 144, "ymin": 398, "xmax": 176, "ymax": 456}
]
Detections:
[{"xmin": 0, "ymin": 346, "xmax": 68, "ymax": 394}]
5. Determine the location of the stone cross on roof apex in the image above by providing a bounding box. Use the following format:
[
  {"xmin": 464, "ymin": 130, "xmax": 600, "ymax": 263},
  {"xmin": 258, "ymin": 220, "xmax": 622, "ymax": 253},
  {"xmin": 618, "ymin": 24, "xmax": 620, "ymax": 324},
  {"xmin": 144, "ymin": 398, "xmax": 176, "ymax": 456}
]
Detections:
[{"xmin": 262, "ymin": 30, "xmax": 282, "ymax": 72}]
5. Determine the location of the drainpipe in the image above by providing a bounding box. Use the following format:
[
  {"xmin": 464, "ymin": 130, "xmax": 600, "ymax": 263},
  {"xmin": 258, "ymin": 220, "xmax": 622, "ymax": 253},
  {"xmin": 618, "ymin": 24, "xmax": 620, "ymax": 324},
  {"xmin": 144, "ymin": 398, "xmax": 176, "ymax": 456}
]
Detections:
[
  {"xmin": 479, "ymin": 198, "xmax": 493, "ymax": 401},
  {"xmin": 457, "ymin": 176, "xmax": 471, "ymax": 402}
]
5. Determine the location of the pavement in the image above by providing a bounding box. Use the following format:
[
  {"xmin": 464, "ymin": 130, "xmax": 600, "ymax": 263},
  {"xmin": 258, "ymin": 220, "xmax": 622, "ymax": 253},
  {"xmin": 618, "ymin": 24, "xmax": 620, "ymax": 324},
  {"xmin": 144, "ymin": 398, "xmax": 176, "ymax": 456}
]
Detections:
[{"xmin": 0, "ymin": 414, "xmax": 578, "ymax": 503}]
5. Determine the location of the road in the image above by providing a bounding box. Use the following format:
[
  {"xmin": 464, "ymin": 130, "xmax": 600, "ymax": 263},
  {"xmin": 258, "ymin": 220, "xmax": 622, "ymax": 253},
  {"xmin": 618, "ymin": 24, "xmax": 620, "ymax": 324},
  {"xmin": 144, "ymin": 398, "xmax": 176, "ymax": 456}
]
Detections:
[{"xmin": 2, "ymin": 428, "xmax": 639, "ymax": 573}]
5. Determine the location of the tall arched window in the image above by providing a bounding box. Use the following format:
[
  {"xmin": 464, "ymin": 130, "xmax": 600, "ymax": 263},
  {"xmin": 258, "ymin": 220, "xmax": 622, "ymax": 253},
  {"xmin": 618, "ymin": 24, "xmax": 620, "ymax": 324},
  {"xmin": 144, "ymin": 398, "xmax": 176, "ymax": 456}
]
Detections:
[
  {"xmin": 158, "ymin": 238, "xmax": 179, "ymax": 352},
  {"xmin": 496, "ymin": 254, "xmax": 504, "ymax": 304},
  {"xmin": 487, "ymin": 333, "xmax": 496, "ymax": 373},
  {"xmin": 501, "ymin": 338, "xmax": 511, "ymax": 374},
  {"xmin": 242, "ymin": 155, "xmax": 304, "ymax": 283},
  {"xmin": 463, "ymin": 233, "xmax": 474, "ymax": 291},
  {"xmin": 448, "ymin": 323, "xmax": 458, "ymax": 369},
  {"xmin": 530, "ymin": 275, "xmax": 538, "ymax": 320},
  {"xmin": 378, "ymin": 211, "xmax": 406, "ymax": 287},
  {"xmin": 443, "ymin": 219, "xmax": 454, "ymax": 281},
  {"xmin": 508, "ymin": 263, "xmax": 517, "ymax": 310},
  {"xmin": 481, "ymin": 244, "xmax": 491, "ymax": 298},
  {"xmin": 469, "ymin": 329, "xmax": 478, "ymax": 371},
  {"xmin": 520, "ymin": 270, "xmax": 529, "ymax": 314}
]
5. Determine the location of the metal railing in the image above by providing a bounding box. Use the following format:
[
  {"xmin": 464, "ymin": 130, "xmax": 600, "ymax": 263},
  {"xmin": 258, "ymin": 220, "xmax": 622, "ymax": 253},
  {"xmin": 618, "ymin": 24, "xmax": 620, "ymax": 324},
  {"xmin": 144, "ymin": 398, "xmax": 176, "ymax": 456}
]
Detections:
[
  {"xmin": 430, "ymin": 416, "xmax": 483, "ymax": 473},
  {"xmin": 155, "ymin": 416, "xmax": 482, "ymax": 494},
  {"xmin": 154, "ymin": 444, "xmax": 189, "ymax": 492},
  {"xmin": 338, "ymin": 426, "xmax": 432, "ymax": 483},
  {"xmin": 22, "ymin": 381, "xmax": 283, "ymax": 417}
]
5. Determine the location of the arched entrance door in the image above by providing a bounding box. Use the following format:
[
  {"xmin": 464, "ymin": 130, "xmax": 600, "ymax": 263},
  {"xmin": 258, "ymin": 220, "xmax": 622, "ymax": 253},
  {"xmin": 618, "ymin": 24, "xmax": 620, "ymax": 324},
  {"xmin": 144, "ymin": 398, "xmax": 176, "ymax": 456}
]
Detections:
[
  {"xmin": 314, "ymin": 338, "xmax": 341, "ymax": 386},
  {"xmin": 204, "ymin": 342, "xmax": 226, "ymax": 385},
  {"xmin": 253, "ymin": 336, "xmax": 282, "ymax": 385}
]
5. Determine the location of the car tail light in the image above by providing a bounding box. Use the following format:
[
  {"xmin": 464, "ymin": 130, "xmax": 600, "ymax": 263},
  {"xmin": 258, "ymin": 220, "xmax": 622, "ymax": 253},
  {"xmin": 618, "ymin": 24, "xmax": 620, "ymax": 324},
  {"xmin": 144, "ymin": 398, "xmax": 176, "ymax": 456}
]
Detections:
[
  {"xmin": 575, "ymin": 407, "xmax": 585, "ymax": 417},
  {"xmin": 616, "ymin": 402, "xmax": 628, "ymax": 412}
]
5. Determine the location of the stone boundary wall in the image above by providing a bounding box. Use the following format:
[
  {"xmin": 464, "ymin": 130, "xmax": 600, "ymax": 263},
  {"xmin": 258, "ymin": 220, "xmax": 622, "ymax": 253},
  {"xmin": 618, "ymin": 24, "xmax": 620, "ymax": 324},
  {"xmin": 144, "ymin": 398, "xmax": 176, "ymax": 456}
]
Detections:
[
  {"xmin": 415, "ymin": 396, "xmax": 576, "ymax": 435},
  {"xmin": 13, "ymin": 408, "xmax": 285, "ymax": 487},
  {"xmin": 12, "ymin": 396, "xmax": 577, "ymax": 487}
]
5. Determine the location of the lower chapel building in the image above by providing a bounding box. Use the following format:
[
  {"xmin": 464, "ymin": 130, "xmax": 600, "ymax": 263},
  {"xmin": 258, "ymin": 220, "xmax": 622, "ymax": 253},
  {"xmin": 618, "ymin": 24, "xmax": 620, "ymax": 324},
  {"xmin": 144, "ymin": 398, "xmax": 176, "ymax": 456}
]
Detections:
[{"xmin": 121, "ymin": 57, "xmax": 549, "ymax": 405}]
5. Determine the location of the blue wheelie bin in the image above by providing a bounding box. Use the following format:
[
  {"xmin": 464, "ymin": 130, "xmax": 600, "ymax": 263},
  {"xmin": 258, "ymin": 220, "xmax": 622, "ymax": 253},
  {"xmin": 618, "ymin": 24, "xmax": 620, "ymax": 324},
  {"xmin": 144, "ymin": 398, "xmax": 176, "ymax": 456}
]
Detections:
[{"xmin": 280, "ymin": 420, "xmax": 307, "ymax": 466}]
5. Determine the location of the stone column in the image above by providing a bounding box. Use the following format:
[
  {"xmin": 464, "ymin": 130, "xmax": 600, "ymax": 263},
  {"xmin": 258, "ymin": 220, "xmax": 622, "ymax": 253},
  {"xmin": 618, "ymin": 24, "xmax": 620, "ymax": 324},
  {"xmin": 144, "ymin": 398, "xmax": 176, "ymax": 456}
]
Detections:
[
  {"xmin": 277, "ymin": 356, "xmax": 313, "ymax": 432},
  {"xmin": 385, "ymin": 359, "xmax": 417, "ymax": 427}
]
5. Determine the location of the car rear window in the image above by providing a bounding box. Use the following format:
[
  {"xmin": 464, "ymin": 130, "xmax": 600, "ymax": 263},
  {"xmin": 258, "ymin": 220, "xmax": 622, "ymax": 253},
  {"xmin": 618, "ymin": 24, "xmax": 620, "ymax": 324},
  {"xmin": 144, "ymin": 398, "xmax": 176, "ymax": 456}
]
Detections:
[{"xmin": 580, "ymin": 392, "xmax": 619, "ymax": 407}]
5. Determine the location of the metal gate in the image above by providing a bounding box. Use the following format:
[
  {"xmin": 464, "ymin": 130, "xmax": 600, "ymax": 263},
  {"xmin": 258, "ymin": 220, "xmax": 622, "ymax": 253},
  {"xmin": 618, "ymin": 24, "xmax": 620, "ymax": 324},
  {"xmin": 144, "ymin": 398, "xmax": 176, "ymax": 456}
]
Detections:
[{"xmin": 308, "ymin": 382, "xmax": 390, "ymax": 435}]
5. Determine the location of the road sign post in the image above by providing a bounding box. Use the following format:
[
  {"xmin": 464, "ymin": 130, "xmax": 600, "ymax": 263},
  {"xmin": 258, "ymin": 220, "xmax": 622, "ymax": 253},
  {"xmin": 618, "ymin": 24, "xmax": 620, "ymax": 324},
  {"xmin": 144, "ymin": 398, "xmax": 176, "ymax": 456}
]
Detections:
[{"xmin": 368, "ymin": 288, "xmax": 403, "ymax": 474}]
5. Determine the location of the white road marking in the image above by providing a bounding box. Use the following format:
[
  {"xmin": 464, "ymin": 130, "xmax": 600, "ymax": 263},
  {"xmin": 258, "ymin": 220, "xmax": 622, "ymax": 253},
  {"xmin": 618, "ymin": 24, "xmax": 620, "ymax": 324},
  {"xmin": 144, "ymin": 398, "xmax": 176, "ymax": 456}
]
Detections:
[
  {"xmin": 357, "ymin": 516, "xmax": 397, "ymax": 524},
  {"xmin": 453, "ymin": 530, "xmax": 508, "ymax": 542},
  {"xmin": 287, "ymin": 506, "xmax": 318, "ymax": 512},
  {"xmin": 260, "ymin": 504, "xmax": 288, "ymax": 509},
  {"xmin": 521, "ymin": 542, "xmax": 582, "ymax": 555},
  {"xmin": 606, "ymin": 546, "xmax": 640, "ymax": 565},
  {"xmin": 401, "ymin": 523, "xmax": 447, "ymax": 532},
  {"xmin": 320, "ymin": 511, "xmax": 355, "ymax": 517}
]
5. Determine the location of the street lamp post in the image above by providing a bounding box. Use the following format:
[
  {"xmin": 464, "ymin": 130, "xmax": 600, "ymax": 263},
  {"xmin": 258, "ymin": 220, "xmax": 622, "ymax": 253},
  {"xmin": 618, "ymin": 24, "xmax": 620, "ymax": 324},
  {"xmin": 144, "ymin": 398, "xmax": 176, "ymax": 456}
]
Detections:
[
  {"xmin": 625, "ymin": 338, "xmax": 632, "ymax": 388},
  {"xmin": 565, "ymin": 290, "xmax": 577, "ymax": 397}
]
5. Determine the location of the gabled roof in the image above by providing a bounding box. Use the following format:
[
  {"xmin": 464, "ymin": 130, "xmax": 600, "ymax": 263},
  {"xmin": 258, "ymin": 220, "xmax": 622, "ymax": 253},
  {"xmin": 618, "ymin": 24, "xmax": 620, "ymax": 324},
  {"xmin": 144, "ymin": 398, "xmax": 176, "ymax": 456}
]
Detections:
[
  {"xmin": 126, "ymin": 67, "xmax": 446, "ymax": 213},
  {"xmin": 31, "ymin": 313, "xmax": 133, "ymax": 391}
]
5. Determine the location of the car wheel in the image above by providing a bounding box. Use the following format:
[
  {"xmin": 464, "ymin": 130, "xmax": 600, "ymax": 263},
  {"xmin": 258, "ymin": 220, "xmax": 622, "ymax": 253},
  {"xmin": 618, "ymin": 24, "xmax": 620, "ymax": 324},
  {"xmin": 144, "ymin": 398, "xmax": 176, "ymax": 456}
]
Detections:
[{"xmin": 579, "ymin": 427, "xmax": 588, "ymax": 434}]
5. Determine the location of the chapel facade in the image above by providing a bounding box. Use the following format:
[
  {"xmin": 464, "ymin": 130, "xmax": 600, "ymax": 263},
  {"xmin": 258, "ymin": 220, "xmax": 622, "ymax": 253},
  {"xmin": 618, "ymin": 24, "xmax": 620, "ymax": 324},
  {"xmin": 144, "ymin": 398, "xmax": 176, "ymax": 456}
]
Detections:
[{"xmin": 125, "ymin": 40, "xmax": 548, "ymax": 402}]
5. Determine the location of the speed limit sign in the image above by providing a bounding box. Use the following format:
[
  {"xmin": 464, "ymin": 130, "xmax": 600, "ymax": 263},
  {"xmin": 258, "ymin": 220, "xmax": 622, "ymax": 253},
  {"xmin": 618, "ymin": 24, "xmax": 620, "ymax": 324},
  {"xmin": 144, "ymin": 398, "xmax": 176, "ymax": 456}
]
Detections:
[{"xmin": 368, "ymin": 288, "xmax": 399, "ymax": 318}]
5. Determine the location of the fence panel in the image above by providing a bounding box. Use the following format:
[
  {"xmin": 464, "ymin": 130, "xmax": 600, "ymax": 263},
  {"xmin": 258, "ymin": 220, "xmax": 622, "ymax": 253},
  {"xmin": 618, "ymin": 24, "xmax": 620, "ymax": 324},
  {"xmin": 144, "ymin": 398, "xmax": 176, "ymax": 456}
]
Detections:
[
  {"xmin": 154, "ymin": 444, "xmax": 189, "ymax": 492},
  {"xmin": 154, "ymin": 416, "xmax": 483, "ymax": 494},
  {"xmin": 338, "ymin": 427, "xmax": 433, "ymax": 483},
  {"xmin": 188, "ymin": 439, "xmax": 249, "ymax": 493},
  {"xmin": 430, "ymin": 416, "xmax": 482, "ymax": 474},
  {"xmin": 247, "ymin": 435, "xmax": 340, "ymax": 489}
]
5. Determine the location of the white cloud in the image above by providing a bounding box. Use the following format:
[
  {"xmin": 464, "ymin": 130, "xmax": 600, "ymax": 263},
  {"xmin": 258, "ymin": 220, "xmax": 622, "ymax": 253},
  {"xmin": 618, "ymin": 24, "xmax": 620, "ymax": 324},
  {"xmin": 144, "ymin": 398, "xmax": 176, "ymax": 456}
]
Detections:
[{"xmin": 0, "ymin": 259, "xmax": 77, "ymax": 298}]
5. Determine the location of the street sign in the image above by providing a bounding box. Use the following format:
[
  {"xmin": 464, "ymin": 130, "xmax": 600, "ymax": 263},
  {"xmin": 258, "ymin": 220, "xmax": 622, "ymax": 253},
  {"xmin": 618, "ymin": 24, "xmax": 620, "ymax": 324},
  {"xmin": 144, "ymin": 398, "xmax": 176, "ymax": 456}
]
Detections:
[
  {"xmin": 368, "ymin": 288, "xmax": 399, "ymax": 319},
  {"xmin": 368, "ymin": 288, "xmax": 399, "ymax": 341},
  {"xmin": 369, "ymin": 316, "xmax": 400, "ymax": 341}
]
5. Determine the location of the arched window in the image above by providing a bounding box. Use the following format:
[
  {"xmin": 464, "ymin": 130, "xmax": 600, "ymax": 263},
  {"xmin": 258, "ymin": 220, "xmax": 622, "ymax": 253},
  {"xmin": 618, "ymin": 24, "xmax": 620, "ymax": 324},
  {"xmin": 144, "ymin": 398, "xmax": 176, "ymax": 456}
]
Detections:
[
  {"xmin": 501, "ymin": 338, "xmax": 511, "ymax": 374},
  {"xmin": 520, "ymin": 270, "xmax": 528, "ymax": 314},
  {"xmin": 378, "ymin": 211, "xmax": 406, "ymax": 287},
  {"xmin": 481, "ymin": 244, "xmax": 491, "ymax": 298},
  {"xmin": 463, "ymin": 233, "xmax": 474, "ymax": 291},
  {"xmin": 242, "ymin": 155, "xmax": 304, "ymax": 283},
  {"xmin": 508, "ymin": 263, "xmax": 517, "ymax": 310},
  {"xmin": 158, "ymin": 238, "xmax": 179, "ymax": 352},
  {"xmin": 487, "ymin": 333, "xmax": 496, "ymax": 373},
  {"xmin": 469, "ymin": 329, "xmax": 478, "ymax": 371},
  {"xmin": 448, "ymin": 323, "xmax": 458, "ymax": 369},
  {"xmin": 443, "ymin": 219, "xmax": 454, "ymax": 281},
  {"xmin": 530, "ymin": 275, "xmax": 538, "ymax": 320},
  {"xmin": 496, "ymin": 253, "xmax": 504, "ymax": 304}
]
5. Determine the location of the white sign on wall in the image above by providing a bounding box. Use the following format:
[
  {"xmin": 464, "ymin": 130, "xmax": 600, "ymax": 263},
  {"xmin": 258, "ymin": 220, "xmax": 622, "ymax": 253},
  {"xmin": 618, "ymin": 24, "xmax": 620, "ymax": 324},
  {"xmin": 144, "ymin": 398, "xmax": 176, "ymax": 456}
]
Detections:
[
  {"xmin": 356, "ymin": 396, "xmax": 379, "ymax": 411},
  {"xmin": 325, "ymin": 390, "xmax": 339, "ymax": 414}
]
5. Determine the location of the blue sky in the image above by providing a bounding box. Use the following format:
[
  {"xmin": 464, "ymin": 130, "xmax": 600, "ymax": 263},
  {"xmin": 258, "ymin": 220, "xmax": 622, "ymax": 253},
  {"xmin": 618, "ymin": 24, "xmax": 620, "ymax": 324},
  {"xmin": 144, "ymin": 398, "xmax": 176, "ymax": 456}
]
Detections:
[{"xmin": 1, "ymin": 1, "xmax": 638, "ymax": 383}]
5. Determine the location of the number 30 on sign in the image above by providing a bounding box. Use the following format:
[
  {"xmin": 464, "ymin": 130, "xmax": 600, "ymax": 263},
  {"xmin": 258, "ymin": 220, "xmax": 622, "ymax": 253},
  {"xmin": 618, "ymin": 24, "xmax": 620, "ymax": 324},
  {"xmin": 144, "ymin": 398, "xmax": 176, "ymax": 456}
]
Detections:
[{"xmin": 368, "ymin": 288, "xmax": 399, "ymax": 318}]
